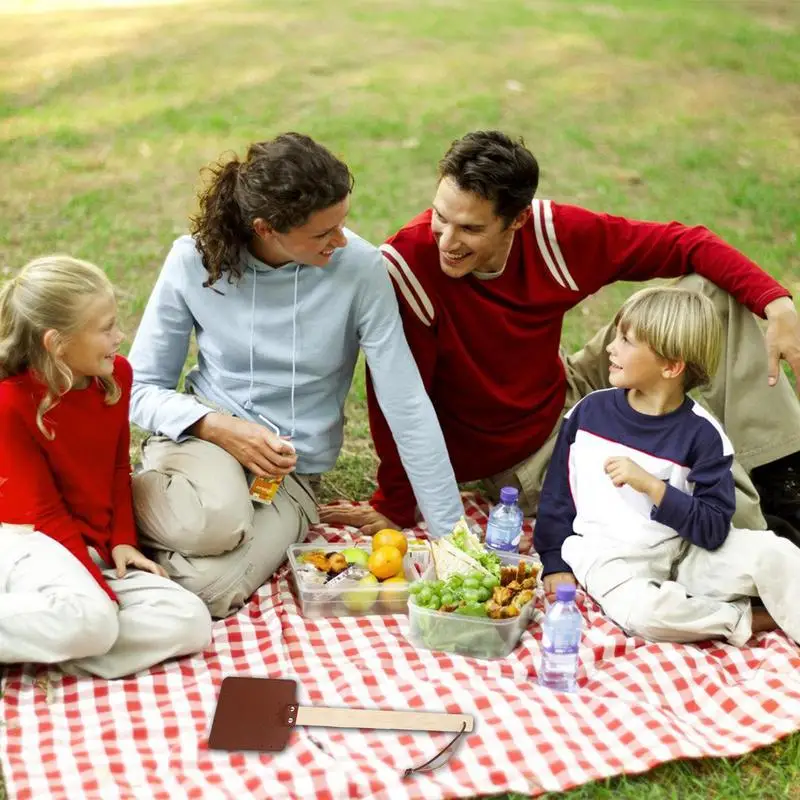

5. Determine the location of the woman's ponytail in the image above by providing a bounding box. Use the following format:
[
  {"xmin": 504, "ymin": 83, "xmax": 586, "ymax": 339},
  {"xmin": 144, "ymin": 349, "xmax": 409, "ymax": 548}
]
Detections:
[{"xmin": 191, "ymin": 158, "xmax": 247, "ymax": 285}]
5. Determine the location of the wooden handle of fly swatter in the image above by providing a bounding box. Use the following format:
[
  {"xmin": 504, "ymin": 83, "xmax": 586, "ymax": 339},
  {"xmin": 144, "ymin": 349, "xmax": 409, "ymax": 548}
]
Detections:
[{"xmin": 295, "ymin": 706, "xmax": 473, "ymax": 733}]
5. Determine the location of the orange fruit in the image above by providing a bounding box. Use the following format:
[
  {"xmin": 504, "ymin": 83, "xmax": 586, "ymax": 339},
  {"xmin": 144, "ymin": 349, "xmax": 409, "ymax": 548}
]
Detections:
[
  {"xmin": 368, "ymin": 545, "xmax": 404, "ymax": 580},
  {"xmin": 373, "ymin": 529, "xmax": 408, "ymax": 557}
]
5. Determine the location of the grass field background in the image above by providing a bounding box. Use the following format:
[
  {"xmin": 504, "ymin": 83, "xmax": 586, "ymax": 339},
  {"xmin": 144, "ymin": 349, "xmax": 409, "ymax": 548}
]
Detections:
[{"xmin": 1, "ymin": 0, "xmax": 799, "ymax": 797}]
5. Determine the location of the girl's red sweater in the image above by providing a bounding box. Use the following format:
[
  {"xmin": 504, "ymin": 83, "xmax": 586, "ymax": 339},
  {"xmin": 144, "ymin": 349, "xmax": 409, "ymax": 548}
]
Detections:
[{"xmin": 0, "ymin": 356, "xmax": 138, "ymax": 601}]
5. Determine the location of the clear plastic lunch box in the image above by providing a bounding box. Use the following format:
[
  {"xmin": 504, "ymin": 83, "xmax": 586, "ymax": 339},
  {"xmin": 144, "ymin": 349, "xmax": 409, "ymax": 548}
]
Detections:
[
  {"xmin": 406, "ymin": 551, "xmax": 542, "ymax": 659},
  {"xmin": 287, "ymin": 542, "xmax": 426, "ymax": 618}
]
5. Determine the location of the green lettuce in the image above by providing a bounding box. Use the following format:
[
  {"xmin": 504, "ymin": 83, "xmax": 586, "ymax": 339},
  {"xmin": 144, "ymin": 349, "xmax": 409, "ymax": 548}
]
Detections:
[
  {"xmin": 450, "ymin": 522, "xmax": 501, "ymax": 577},
  {"xmin": 414, "ymin": 610, "xmax": 511, "ymax": 659}
]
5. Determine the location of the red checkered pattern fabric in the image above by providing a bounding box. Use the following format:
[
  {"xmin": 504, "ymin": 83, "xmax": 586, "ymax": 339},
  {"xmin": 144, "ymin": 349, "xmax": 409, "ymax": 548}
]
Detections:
[{"xmin": 2, "ymin": 495, "xmax": 800, "ymax": 799}]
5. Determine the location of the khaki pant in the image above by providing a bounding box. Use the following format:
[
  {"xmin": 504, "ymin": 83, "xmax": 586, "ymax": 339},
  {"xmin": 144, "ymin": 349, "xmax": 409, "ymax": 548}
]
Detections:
[
  {"xmin": 485, "ymin": 275, "xmax": 800, "ymax": 530},
  {"xmin": 562, "ymin": 526, "xmax": 800, "ymax": 647},
  {"xmin": 132, "ymin": 436, "xmax": 319, "ymax": 618},
  {"xmin": 0, "ymin": 526, "xmax": 212, "ymax": 679}
]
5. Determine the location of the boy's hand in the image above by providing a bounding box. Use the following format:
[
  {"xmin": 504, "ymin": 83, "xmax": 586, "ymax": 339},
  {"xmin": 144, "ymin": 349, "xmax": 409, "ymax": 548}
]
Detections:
[
  {"xmin": 604, "ymin": 456, "xmax": 653, "ymax": 492},
  {"xmin": 543, "ymin": 572, "xmax": 577, "ymax": 596},
  {"xmin": 112, "ymin": 545, "xmax": 168, "ymax": 579},
  {"xmin": 604, "ymin": 456, "xmax": 666, "ymax": 506}
]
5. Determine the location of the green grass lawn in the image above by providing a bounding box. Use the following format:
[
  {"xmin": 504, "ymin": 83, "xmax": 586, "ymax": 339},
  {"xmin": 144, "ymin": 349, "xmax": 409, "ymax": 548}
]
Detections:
[{"xmin": 1, "ymin": 0, "xmax": 799, "ymax": 797}]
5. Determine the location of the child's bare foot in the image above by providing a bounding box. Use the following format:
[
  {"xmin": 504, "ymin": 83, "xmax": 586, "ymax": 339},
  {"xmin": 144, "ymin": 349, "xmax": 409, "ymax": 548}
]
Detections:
[{"xmin": 752, "ymin": 607, "xmax": 778, "ymax": 634}]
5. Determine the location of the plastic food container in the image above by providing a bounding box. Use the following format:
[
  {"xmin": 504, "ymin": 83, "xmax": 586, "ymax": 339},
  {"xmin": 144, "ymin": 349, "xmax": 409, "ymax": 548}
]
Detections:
[
  {"xmin": 287, "ymin": 543, "xmax": 425, "ymax": 618},
  {"xmin": 406, "ymin": 551, "xmax": 542, "ymax": 659}
]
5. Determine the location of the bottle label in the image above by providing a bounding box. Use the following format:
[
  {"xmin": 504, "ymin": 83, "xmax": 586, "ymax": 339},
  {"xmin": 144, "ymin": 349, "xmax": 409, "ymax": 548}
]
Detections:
[
  {"xmin": 541, "ymin": 627, "xmax": 580, "ymax": 655},
  {"xmin": 543, "ymin": 644, "xmax": 579, "ymax": 655},
  {"xmin": 486, "ymin": 539, "xmax": 518, "ymax": 553},
  {"xmin": 485, "ymin": 521, "xmax": 521, "ymax": 551},
  {"xmin": 249, "ymin": 474, "xmax": 283, "ymax": 504}
]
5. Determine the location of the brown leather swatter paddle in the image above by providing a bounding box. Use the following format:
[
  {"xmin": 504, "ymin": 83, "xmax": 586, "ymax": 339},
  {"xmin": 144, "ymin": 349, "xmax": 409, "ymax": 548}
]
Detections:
[{"xmin": 207, "ymin": 676, "xmax": 473, "ymax": 773}]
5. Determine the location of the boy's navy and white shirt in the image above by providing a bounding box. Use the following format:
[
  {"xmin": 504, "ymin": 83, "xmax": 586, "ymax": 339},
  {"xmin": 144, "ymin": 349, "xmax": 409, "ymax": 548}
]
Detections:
[{"xmin": 534, "ymin": 388, "xmax": 736, "ymax": 580}]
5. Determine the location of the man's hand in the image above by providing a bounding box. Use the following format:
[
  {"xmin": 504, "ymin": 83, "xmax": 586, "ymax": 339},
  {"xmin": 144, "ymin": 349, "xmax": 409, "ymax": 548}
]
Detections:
[
  {"xmin": 191, "ymin": 412, "xmax": 297, "ymax": 477},
  {"xmin": 111, "ymin": 545, "xmax": 168, "ymax": 579},
  {"xmin": 318, "ymin": 504, "xmax": 400, "ymax": 536},
  {"xmin": 543, "ymin": 572, "xmax": 577, "ymax": 596},
  {"xmin": 764, "ymin": 296, "xmax": 800, "ymax": 391}
]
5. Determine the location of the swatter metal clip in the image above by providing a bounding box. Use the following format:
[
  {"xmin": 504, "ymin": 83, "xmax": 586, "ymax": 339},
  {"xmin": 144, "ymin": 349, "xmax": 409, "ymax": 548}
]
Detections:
[{"xmin": 283, "ymin": 704, "xmax": 299, "ymax": 727}]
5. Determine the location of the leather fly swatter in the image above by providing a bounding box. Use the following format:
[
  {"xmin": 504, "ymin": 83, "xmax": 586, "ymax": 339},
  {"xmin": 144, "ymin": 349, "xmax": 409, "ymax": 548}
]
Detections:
[{"xmin": 207, "ymin": 677, "xmax": 474, "ymax": 775}]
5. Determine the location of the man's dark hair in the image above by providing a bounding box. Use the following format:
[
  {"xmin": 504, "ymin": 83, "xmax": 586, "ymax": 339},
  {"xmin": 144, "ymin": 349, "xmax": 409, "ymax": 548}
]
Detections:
[
  {"xmin": 437, "ymin": 130, "xmax": 539, "ymax": 225},
  {"xmin": 191, "ymin": 133, "xmax": 354, "ymax": 284}
]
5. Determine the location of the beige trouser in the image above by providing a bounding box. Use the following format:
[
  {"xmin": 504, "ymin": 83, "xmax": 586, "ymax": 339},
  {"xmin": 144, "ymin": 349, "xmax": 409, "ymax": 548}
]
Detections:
[
  {"xmin": 562, "ymin": 526, "xmax": 800, "ymax": 647},
  {"xmin": 132, "ymin": 436, "xmax": 319, "ymax": 618},
  {"xmin": 0, "ymin": 525, "xmax": 212, "ymax": 679},
  {"xmin": 485, "ymin": 275, "xmax": 800, "ymax": 529}
]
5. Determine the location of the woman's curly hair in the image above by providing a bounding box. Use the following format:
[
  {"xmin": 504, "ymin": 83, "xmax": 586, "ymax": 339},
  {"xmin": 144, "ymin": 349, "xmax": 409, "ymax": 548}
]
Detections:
[{"xmin": 190, "ymin": 133, "xmax": 354, "ymax": 285}]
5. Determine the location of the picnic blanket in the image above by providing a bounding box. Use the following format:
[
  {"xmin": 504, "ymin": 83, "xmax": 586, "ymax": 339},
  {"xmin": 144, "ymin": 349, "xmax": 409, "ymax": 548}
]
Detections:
[{"xmin": 2, "ymin": 494, "xmax": 800, "ymax": 800}]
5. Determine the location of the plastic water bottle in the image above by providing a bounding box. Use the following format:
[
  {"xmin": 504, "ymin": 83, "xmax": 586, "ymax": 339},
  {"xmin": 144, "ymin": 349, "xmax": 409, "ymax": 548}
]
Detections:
[
  {"xmin": 538, "ymin": 584, "xmax": 582, "ymax": 692},
  {"xmin": 484, "ymin": 486, "xmax": 523, "ymax": 552}
]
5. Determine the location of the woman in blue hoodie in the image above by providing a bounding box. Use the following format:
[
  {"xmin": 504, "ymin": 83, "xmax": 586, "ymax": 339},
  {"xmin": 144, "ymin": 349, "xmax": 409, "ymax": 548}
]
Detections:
[{"xmin": 129, "ymin": 133, "xmax": 463, "ymax": 617}]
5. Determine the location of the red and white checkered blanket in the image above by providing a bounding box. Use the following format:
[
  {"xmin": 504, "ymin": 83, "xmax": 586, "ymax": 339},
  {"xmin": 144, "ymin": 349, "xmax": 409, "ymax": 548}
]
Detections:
[{"xmin": 3, "ymin": 496, "xmax": 800, "ymax": 800}]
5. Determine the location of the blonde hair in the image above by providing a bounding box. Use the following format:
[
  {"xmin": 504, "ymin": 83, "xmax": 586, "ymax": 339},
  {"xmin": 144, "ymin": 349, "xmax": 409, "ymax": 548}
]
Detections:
[
  {"xmin": 0, "ymin": 255, "xmax": 121, "ymax": 438},
  {"xmin": 614, "ymin": 286, "xmax": 722, "ymax": 392}
]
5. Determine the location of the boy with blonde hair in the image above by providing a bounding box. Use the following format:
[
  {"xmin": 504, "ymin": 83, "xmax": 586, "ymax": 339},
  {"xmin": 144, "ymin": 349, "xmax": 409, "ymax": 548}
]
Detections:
[{"xmin": 534, "ymin": 286, "xmax": 800, "ymax": 646}]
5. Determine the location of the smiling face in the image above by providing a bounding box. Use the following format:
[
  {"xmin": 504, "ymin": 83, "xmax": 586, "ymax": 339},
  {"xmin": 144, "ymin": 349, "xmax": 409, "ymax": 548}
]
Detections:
[
  {"xmin": 606, "ymin": 324, "xmax": 671, "ymax": 391},
  {"xmin": 57, "ymin": 292, "xmax": 124, "ymax": 385},
  {"xmin": 254, "ymin": 196, "xmax": 350, "ymax": 267},
  {"xmin": 430, "ymin": 178, "xmax": 528, "ymax": 278}
]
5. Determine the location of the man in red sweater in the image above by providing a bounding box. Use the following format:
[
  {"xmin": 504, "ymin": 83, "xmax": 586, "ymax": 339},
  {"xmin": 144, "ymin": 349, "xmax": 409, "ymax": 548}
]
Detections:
[{"xmin": 320, "ymin": 130, "xmax": 800, "ymax": 539}]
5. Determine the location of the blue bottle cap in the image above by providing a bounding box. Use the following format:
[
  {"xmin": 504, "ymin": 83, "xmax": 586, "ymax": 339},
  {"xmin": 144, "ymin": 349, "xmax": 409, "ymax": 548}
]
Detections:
[
  {"xmin": 555, "ymin": 584, "xmax": 576, "ymax": 602},
  {"xmin": 499, "ymin": 486, "xmax": 519, "ymax": 505}
]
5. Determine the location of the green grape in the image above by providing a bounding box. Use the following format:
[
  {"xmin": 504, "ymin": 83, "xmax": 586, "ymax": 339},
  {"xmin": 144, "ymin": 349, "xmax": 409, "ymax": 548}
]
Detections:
[
  {"xmin": 409, "ymin": 582, "xmax": 424, "ymax": 594},
  {"xmin": 417, "ymin": 586, "xmax": 432, "ymax": 604},
  {"xmin": 463, "ymin": 577, "xmax": 481, "ymax": 590},
  {"xmin": 448, "ymin": 575, "xmax": 464, "ymax": 588},
  {"xmin": 482, "ymin": 575, "xmax": 499, "ymax": 589},
  {"xmin": 455, "ymin": 602, "xmax": 488, "ymax": 618},
  {"xmin": 440, "ymin": 591, "xmax": 455, "ymax": 606},
  {"xmin": 428, "ymin": 595, "xmax": 442, "ymax": 610},
  {"xmin": 462, "ymin": 588, "xmax": 480, "ymax": 603},
  {"xmin": 476, "ymin": 587, "xmax": 491, "ymax": 602}
]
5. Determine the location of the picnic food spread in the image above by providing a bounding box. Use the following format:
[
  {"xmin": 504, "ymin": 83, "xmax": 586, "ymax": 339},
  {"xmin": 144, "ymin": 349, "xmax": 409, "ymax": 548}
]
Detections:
[
  {"xmin": 410, "ymin": 562, "xmax": 537, "ymax": 620},
  {"xmin": 411, "ymin": 520, "xmax": 540, "ymax": 619},
  {"xmin": 407, "ymin": 518, "xmax": 543, "ymax": 658},
  {"xmin": 289, "ymin": 518, "xmax": 543, "ymax": 658},
  {"xmin": 291, "ymin": 531, "xmax": 418, "ymax": 615}
]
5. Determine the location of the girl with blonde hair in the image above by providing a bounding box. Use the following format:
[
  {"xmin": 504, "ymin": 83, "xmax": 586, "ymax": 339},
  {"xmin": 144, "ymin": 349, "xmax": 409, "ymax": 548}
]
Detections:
[{"xmin": 0, "ymin": 255, "xmax": 211, "ymax": 679}]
